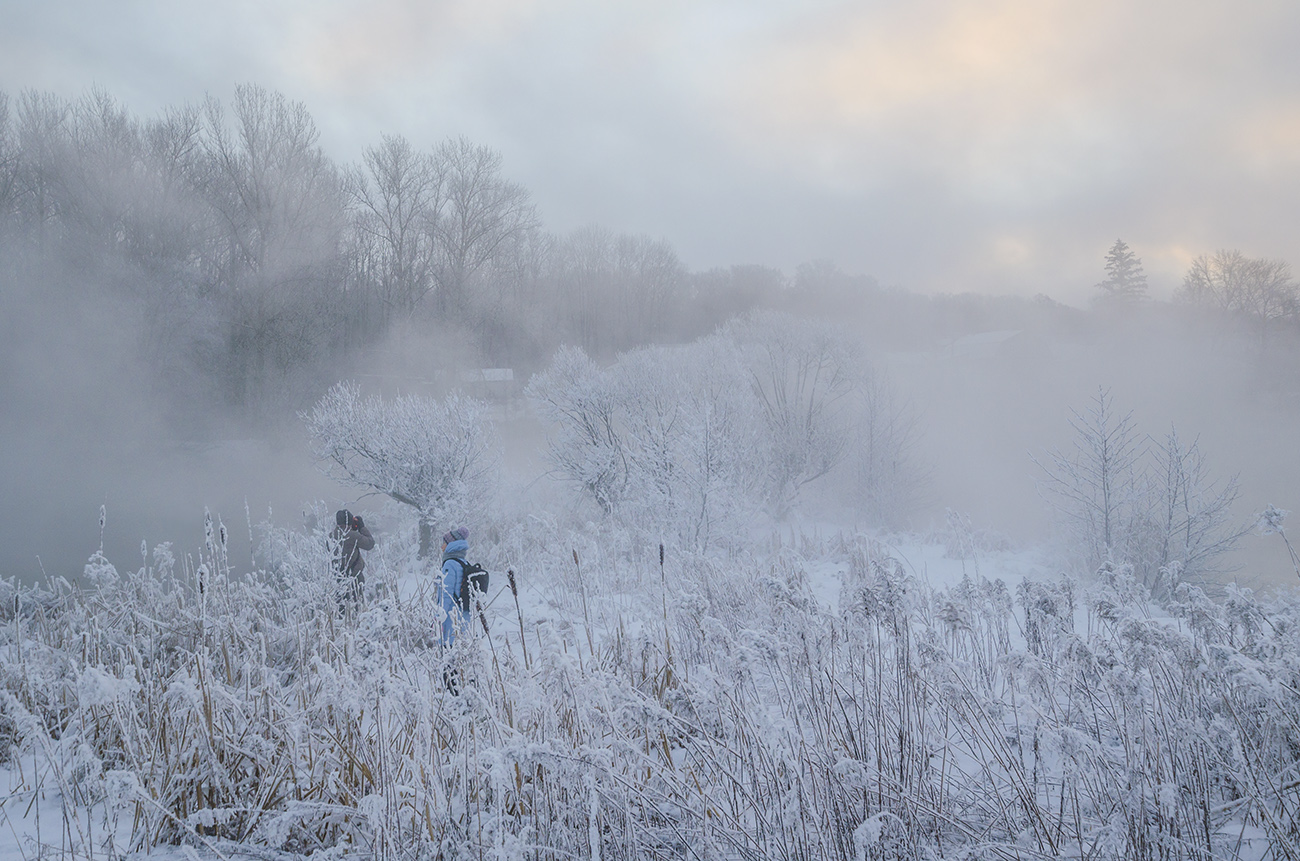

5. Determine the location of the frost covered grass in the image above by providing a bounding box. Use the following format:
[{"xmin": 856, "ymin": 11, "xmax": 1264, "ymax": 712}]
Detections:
[{"xmin": 0, "ymin": 512, "xmax": 1297, "ymax": 859}]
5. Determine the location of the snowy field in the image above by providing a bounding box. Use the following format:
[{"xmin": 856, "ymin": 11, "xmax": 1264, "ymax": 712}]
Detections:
[{"xmin": 0, "ymin": 505, "xmax": 1293, "ymax": 861}]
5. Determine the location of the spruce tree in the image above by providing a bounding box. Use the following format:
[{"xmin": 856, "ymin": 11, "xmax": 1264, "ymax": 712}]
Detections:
[{"xmin": 1098, "ymin": 239, "xmax": 1148, "ymax": 302}]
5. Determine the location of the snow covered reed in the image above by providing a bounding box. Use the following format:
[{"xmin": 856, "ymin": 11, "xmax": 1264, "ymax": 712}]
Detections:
[{"xmin": 0, "ymin": 521, "xmax": 1296, "ymax": 859}]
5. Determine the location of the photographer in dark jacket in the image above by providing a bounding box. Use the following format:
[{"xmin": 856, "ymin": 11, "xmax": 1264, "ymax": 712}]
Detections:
[{"xmin": 331, "ymin": 509, "xmax": 375, "ymax": 608}]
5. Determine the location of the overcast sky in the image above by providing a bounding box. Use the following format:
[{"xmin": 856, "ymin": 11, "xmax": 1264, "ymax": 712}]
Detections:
[{"xmin": 5, "ymin": 0, "xmax": 1300, "ymax": 302}]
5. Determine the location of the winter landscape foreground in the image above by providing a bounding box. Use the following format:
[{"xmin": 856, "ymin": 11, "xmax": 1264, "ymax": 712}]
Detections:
[{"xmin": 0, "ymin": 502, "xmax": 1296, "ymax": 860}]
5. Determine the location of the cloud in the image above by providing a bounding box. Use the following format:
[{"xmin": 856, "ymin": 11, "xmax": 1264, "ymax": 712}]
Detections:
[
  {"xmin": 282, "ymin": 0, "xmax": 548, "ymax": 93},
  {"xmin": 3, "ymin": 0, "xmax": 1300, "ymax": 297}
]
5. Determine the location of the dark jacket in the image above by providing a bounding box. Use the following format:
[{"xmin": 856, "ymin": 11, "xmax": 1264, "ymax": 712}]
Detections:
[{"xmin": 332, "ymin": 524, "xmax": 375, "ymax": 579}]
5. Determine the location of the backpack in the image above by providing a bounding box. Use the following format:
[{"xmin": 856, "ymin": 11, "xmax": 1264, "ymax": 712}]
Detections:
[{"xmin": 453, "ymin": 559, "xmax": 489, "ymax": 612}]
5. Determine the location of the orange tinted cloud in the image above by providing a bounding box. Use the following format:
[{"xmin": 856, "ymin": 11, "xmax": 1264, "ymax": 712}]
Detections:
[
  {"xmin": 708, "ymin": 0, "xmax": 1246, "ymax": 196},
  {"xmin": 282, "ymin": 0, "xmax": 547, "ymax": 93}
]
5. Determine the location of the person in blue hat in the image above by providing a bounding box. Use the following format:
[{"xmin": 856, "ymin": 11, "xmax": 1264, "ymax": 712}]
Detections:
[
  {"xmin": 439, "ymin": 526, "xmax": 486, "ymax": 695},
  {"xmin": 439, "ymin": 527, "xmax": 481, "ymax": 647}
]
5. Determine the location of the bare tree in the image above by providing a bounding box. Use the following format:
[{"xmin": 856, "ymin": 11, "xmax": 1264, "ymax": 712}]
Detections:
[
  {"xmin": 63, "ymin": 89, "xmax": 142, "ymax": 252},
  {"xmin": 13, "ymin": 90, "xmax": 70, "ymax": 246},
  {"xmin": 1143, "ymin": 427, "xmax": 1246, "ymax": 594},
  {"xmin": 1034, "ymin": 388, "xmax": 1146, "ymax": 572},
  {"xmin": 1037, "ymin": 389, "xmax": 1248, "ymax": 595},
  {"xmin": 345, "ymin": 134, "xmax": 440, "ymax": 321},
  {"xmin": 304, "ymin": 381, "xmax": 499, "ymax": 559},
  {"xmin": 201, "ymin": 85, "xmax": 348, "ymax": 406},
  {"xmin": 609, "ymin": 233, "xmax": 684, "ymax": 348},
  {"xmin": 547, "ymin": 225, "xmax": 616, "ymax": 354},
  {"xmin": 541, "ymin": 226, "xmax": 685, "ymax": 356},
  {"xmin": 0, "ymin": 92, "xmax": 20, "ymax": 225},
  {"xmin": 430, "ymin": 137, "xmax": 536, "ymax": 321},
  {"xmin": 202, "ymin": 85, "xmax": 343, "ymax": 281},
  {"xmin": 845, "ymin": 371, "xmax": 927, "ymax": 529},
  {"xmin": 133, "ymin": 104, "xmax": 207, "ymax": 272},
  {"xmin": 1177, "ymin": 249, "xmax": 1296, "ymax": 344}
]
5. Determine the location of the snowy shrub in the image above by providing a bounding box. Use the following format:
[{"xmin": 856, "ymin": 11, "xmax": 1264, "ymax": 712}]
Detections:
[
  {"xmin": 527, "ymin": 341, "xmax": 765, "ymax": 552},
  {"xmin": 721, "ymin": 310, "xmax": 861, "ymax": 517},
  {"xmin": 527, "ymin": 313, "xmax": 924, "ymax": 550}
]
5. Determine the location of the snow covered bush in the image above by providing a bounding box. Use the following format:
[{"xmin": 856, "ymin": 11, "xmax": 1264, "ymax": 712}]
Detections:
[
  {"xmin": 527, "ymin": 313, "xmax": 923, "ymax": 548},
  {"xmin": 526, "ymin": 340, "xmax": 765, "ymax": 551},
  {"xmin": 524, "ymin": 344, "xmax": 629, "ymax": 517},
  {"xmin": 721, "ymin": 310, "xmax": 861, "ymax": 517}
]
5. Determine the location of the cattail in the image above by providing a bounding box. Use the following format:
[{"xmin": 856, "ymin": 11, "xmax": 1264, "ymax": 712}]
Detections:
[
  {"xmin": 507, "ymin": 569, "xmax": 529, "ymax": 671},
  {"xmin": 573, "ymin": 549, "xmax": 594, "ymax": 658},
  {"xmin": 204, "ymin": 509, "xmax": 215, "ymax": 560}
]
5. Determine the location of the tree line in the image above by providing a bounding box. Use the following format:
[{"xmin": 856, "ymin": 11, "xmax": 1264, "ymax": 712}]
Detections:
[
  {"xmin": 0, "ymin": 86, "xmax": 810, "ymax": 426},
  {"xmin": 1098, "ymin": 238, "xmax": 1298, "ymax": 342},
  {"xmin": 4, "ymin": 83, "xmax": 1299, "ymax": 434}
]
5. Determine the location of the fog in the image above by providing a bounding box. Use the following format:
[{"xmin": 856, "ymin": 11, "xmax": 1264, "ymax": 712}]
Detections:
[{"xmin": 2, "ymin": 86, "xmax": 1300, "ymax": 592}]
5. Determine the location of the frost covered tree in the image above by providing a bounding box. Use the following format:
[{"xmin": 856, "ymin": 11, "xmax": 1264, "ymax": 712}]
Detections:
[
  {"xmin": 1037, "ymin": 388, "xmax": 1247, "ymax": 594},
  {"xmin": 303, "ymin": 381, "xmax": 498, "ymax": 558},
  {"xmin": 345, "ymin": 134, "xmax": 440, "ymax": 322},
  {"xmin": 1096, "ymin": 239, "xmax": 1148, "ymax": 303},
  {"xmin": 526, "ymin": 314, "xmax": 903, "ymax": 545},
  {"xmin": 525, "ymin": 345, "xmax": 627, "ymax": 516},
  {"xmin": 1140, "ymin": 426, "xmax": 1246, "ymax": 593},
  {"xmin": 669, "ymin": 340, "xmax": 765, "ymax": 547},
  {"xmin": 527, "ymin": 340, "xmax": 765, "ymax": 549},
  {"xmin": 1034, "ymin": 388, "xmax": 1146, "ymax": 573},
  {"xmin": 723, "ymin": 311, "xmax": 860, "ymax": 517},
  {"xmin": 613, "ymin": 340, "xmax": 764, "ymax": 548}
]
